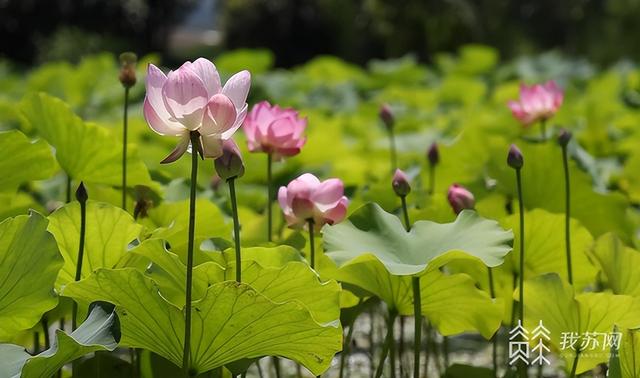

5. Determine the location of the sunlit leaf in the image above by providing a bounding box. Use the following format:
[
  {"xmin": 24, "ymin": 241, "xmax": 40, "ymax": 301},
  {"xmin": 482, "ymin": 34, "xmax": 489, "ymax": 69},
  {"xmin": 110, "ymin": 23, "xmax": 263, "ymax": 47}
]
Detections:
[{"xmin": 0, "ymin": 130, "xmax": 57, "ymax": 193}]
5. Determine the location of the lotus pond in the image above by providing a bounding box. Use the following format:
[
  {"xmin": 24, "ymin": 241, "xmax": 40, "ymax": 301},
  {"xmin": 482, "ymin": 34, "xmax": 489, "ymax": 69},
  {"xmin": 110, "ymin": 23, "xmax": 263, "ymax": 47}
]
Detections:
[{"xmin": 1, "ymin": 46, "xmax": 640, "ymax": 378}]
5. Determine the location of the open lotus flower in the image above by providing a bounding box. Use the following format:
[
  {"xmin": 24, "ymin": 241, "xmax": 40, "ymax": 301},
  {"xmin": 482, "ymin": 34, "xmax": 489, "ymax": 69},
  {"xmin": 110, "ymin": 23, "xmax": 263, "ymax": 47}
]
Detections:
[
  {"xmin": 243, "ymin": 101, "xmax": 307, "ymax": 160},
  {"xmin": 144, "ymin": 58, "xmax": 250, "ymax": 163},
  {"xmin": 278, "ymin": 173, "xmax": 348, "ymax": 230},
  {"xmin": 508, "ymin": 80, "xmax": 563, "ymax": 126},
  {"xmin": 447, "ymin": 184, "xmax": 475, "ymax": 214}
]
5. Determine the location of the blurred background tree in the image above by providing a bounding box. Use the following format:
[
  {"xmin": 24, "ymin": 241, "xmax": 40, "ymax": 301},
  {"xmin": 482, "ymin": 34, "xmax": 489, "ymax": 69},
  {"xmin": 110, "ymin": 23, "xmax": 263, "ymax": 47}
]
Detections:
[{"xmin": 2, "ymin": 0, "xmax": 640, "ymax": 67}]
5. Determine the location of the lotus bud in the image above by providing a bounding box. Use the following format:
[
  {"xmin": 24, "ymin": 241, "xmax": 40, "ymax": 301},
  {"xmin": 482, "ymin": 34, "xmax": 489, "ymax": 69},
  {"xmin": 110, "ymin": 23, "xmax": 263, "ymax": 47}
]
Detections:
[
  {"xmin": 118, "ymin": 52, "xmax": 137, "ymax": 89},
  {"xmin": 447, "ymin": 184, "xmax": 475, "ymax": 214},
  {"xmin": 214, "ymin": 139, "xmax": 245, "ymax": 180},
  {"xmin": 379, "ymin": 103, "xmax": 394, "ymax": 131},
  {"xmin": 557, "ymin": 129, "xmax": 572, "ymax": 147},
  {"xmin": 392, "ymin": 169, "xmax": 411, "ymax": 197},
  {"xmin": 75, "ymin": 181, "xmax": 88, "ymax": 203},
  {"xmin": 507, "ymin": 144, "xmax": 524, "ymax": 170},
  {"xmin": 427, "ymin": 142, "xmax": 439, "ymax": 166}
]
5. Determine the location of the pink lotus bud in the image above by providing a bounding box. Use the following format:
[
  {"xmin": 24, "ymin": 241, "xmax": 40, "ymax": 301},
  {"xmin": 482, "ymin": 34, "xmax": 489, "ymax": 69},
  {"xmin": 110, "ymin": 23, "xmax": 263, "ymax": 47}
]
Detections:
[
  {"xmin": 143, "ymin": 58, "xmax": 250, "ymax": 163},
  {"xmin": 392, "ymin": 169, "xmax": 411, "ymax": 197},
  {"xmin": 379, "ymin": 103, "xmax": 394, "ymax": 130},
  {"xmin": 427, "ymin": 142, "xmax": 439, "ymax": 166},
  {"xmin": 278, "ymin": 173, "xmax": 349, "ymax": 230},
  {"xmin": 214, "ymin": 139, "xmax": 245, "ymax": 180},
  {"xmin": 507, "ymin": 144, "xmax": 524, "ymax": 169},
  {"xmin": 242, "ymin": 101, "xmax": 307, "ymax": 160},
  {"xmin": 507, "ymin": 80, "xmax": 563, "ymax": 126},
  {"xmin": 447, "ymin": 184, "xmax": 475, "ymax": 214}
]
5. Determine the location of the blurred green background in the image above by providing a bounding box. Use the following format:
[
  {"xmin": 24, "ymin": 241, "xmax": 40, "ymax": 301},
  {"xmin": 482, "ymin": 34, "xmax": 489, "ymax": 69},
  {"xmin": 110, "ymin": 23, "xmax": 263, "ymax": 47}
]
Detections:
[{"xmin": 2, "ymin": 0, "xmax": 640, "ymax": 67}]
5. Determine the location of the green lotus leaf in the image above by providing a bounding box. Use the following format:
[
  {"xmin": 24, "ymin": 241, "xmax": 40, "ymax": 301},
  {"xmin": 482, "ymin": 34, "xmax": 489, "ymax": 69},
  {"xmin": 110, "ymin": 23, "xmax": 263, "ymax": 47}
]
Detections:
[
  {"xmin": 63, "ymin": 268, "xmax": 342, "ymax": 375},
  {"xmin": 0, "ymin": 130, "xmax": 57, "ymax": 193},
  {"xmin": 619, "ymin": 328, "xmax": 640, "ymax": 378},
  {"xmin": 323, "ymin": 202, "xmax": 513, "ymax": 276},
  {"xmin": 0, "ymin": 212, "xmax": 62, "ymax": 341},
  {"xmin": 128, "ymin": 240, "xmax": 340, "ymax": 324},
  {"xmin": 18, "ymin": 92, "xmax": 152, "ymax": 187},
  {"xmin": 47, "ymin": 200, "xmax": 142, "ymax": 288},
  {"xmin": 503, "ymin": 208, "xmax": 597, "ymax": 290},
  {"xmin": 590, "ymin": 233, "xmax": 640, "ymax": 296},
  {"xmin": 326, "ymin": 255, "xmax": 501, "ymax": 339},
  {"xmin": 523, "ymin": 273, "xmax": 640, "ymax": 374},
  {"xmin": 0, "ymin": 302, "xmax": 120, "ymax": 378}
]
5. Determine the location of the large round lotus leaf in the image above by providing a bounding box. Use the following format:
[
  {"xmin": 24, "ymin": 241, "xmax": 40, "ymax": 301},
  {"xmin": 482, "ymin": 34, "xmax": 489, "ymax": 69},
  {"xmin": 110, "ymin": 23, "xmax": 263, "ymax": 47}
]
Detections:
[
  {"xmin": 323, "ymin": 202, "xmax": 513, "ymax": 276},
  {"xmin": 63, "ymin": 269, "xmax": 342, "ymax": 375},
  {"xmin": 0, "ymin": 212, "xmax": 62, "ymax": 341}
]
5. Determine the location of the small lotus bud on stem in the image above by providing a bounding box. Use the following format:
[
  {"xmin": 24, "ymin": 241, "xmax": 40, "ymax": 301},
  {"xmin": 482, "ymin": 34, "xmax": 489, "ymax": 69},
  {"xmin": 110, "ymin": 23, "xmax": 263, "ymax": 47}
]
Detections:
[
  {"xmin": 557, "ymin": 128, "xmax": 572, "ymax": 147},
  {"xmin": 119, "ymin": 52, "xmax": 137, "ymax": 88},
  {"xmin": 507, "ymin": 144, "xmax": 524, "ymax": 170},
  {"xmin": 75, "ymin": 182, "xmax": 88, "ymax": 203},
  {"xmin": 427, "ymin": 142, "xmax": 439, "ymax": 167},
  {"xmin": 214, "ymin": 140, "xmax": 245, "ymax": 181},
  {"xmin": 447, "ymin": 184, "xmax": 475, "ymax": 214},
  {"xmin": 392, "ymin": 169, "xmax": 411, "ymax": 197},
  {"xmin": 379, "ymin": 103, "xmax": 395, "ymax": 131}
]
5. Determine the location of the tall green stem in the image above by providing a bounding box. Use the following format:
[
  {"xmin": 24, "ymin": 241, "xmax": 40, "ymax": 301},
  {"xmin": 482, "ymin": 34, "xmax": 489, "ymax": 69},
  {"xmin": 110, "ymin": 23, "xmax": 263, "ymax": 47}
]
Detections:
[
  {"xmin": 540, "ymin": 119, "xmax": 547, "ymax": 141},
  {"xmin": 428, "ymin": 164, "xmax": 435, "ymax": 196},
  {"xmin": 122, "ymin": 87, "xmax": 130, "ymax": 210},
  {"xmin": 266, "ymin": 153, "xmax": 273, "ymax": 242},
  {"xmin": 569, "ymin": 349, "xmax": 581, "ymax": 378},
  {"xmin": 182, "ymin": 131, "xmax": 199, "ymax": 376},
  {"xmin": 374, "ymin": 310, "xmax": 398, "ymax": 378},
  {"xmin": 72, "ymin": 188, "xmax": 87, "ymax": 330},
  {"xmin": 515, "ymin": 168, "xmax": 526, "ymax": 378},
  {"xmin": 308, "ymin": 219, "xmax": 316, "ymax": 269},
  {"xmin": 400, "ymin": 196, "xmax": 410, "ymax": 231},
  {"xmin": 412, "ymin": 277, "xmax": 422, "ymax": 378},
  {"xmin": 561, "ymin": 144, "xmax": 573, "ymax": 284},
  {"xmin": 41, "ymin": 317, "xmax": 50, "ymax": 349},
  {"xmin": 228, "ymin": 178, "xmax": 242, "ymax": 282},
  {"xmin": 488, "ymin": 268, "xmax": 498, "ymax": 378},
  {"xmin": 66, "ymin": 176, "xmax": 71, "ymax": 203},
  {"xmin": 389, "ymin": 128, "xmax": 398, "ymax": 173}
]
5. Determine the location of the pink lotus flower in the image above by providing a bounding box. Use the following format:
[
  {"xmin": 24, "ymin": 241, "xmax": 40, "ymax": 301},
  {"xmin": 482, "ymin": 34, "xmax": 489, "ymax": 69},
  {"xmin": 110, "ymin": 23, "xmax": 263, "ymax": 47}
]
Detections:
[
  {"xmin": 278, "ymin": 173, "xmax": 348, "ymax": 229},
  {"xmin": 508, "ymin": 81, "xmax": 563, "ymax": 126},
  {"xmin": 447, "ymin": 184, "xmax": 475, "ymax": 214},
  {"xmin": 242, "ymin": 101, "xmax": 307, "ymax": 160},
  {"xmin": 143, "ymin": 58, "xmax": 251, "ymax": 163}
]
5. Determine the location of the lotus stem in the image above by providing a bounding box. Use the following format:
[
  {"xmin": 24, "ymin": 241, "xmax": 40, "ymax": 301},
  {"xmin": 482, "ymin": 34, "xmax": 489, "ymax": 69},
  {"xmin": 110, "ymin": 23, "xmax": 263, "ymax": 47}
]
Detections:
[
  {"xmin": 428, "ymin": 164, "xmax": 435, "ymax": 196},
  {"xmin": 65, "ymin": 176, "xmax": 71, "ymax": 203},
  {"xmin": 308, "ymin": 219, "xmax": 316, "ymax": 269},
  {"xmin": 412, "ymin": 277, "xmax": 422, "ymax": 378},
  {"xmin": 400, "ymin": 195, "xmax": 410, "ymax": 232},
  {"xmin": 442, "ymin": 336, "xmax": 450, "ymax": 369},
  {"xmin": 561, "ymin": 143, "xmax": 573, "ymax": 284},
  {"xmin": 72, "ymin": 182, "xmax": 87, "ymax": 331},
  {"xmin": 569, "ymin": 349, "xmax": 580, "ymax": 378},
  {"xmin": 272, "ymin": 357, "xmax": 281, "ymax": 378},
  {"xmin": 488, "ymin": 268, "xmax": 498, "ymax": 378},
  {"xmin": 266, "ymin": 153, "xmax": 273, "ymax": 242},
  {"xmin": 33, "ymin": 331, "xmax": 40, "ymax": 354},
  {"xmin": 374, "ymin": 310, "xmax": 398, "ymax": 378},
  {"xmin": 182, "ymin": 131, "xmax": 199, "ymax": 376},
  {"xmin": 399, "ymin": 317, "xmax": 405, "ymax": 378},
  {"xmin": 339, "ymin": 298, "xmax": 364, "ymax": 378},
  {"xmin": 515, "ymin": 167, "xmax": 527, "ymax": 378},
  {"xmin": 228, "ymin": 177, "xmax": 242, "ymax": 282},
  {"xmin": 389, "ymin": 128, "xmax": 398, "ymax": 173},
  {"xmin": 122, "ymin": 86, "xmax": 130, "ymax": 210},
  {"xmin": 540, "ymin": 119, "xmax": 547, "ymax": 141}
]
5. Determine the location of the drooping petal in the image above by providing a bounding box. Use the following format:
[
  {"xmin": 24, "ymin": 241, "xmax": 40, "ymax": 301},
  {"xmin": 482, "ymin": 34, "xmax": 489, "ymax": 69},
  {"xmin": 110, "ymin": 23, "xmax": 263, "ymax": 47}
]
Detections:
[
  {"xmin": 321, "ymin": 197, "xmax": 349, "ymax": 225},
  {"xmin": 312, "ymin": 178, "xmax": 344, "ymax": 210},
  {"xmin": 189, "ymin": 58, "xmax": 222, "ymax": 97},
  {"xmin": 160, "ymin": 132, "xmax": 191, "ymax": 164},
  {"xmin": 162, "ymin": 68, "xmax": 209, "ymax": 130},
  {"xmin": 222, "ymin": 103, "xmax": 247, "ymax": 140},
  {"xmin": 143, "ymin": 97, "xmax": 184, "ymax": 136},
  {"xmin": 222, "ymin": 70, "xmax": 251, "ymax": 110},
  {"xmin": 201, "ymin": 94, "xmax": 237, "ymax": 136}
]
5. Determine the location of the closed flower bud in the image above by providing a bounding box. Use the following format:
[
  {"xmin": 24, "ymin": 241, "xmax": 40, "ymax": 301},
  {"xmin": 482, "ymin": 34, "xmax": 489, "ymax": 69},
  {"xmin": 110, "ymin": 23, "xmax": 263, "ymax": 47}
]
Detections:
[
  {"xmin": 507, "ymin": 144, "xmax": 524, "ymax": 169},
  {"xmin": 392, "ymin": 169, "xmax": 411, "ymax": 197},
  {"xmin": 557, "ymin": 129, "xmax": 572, "ymax": 147},
  {"xmin": 214, "ymin": 140, "xmax": 245, "ymax": 180},
  {"xmin": 75, "ymin": 181, "xmax": 88, "ymax": 203},
  {"xmin": 447, "ymin": 184, "xmax": 475, "ymax": 214},
  {"xmin": 379, "ymin": 103, "xmax": 394, "ymax": 130},
  {"xmin": 427, "ymin": 142, "xmax": 439, "ymax": 166},
  {"xmin": 119, "ymin": 52, "xmax": 137, "ymax": 88}
]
